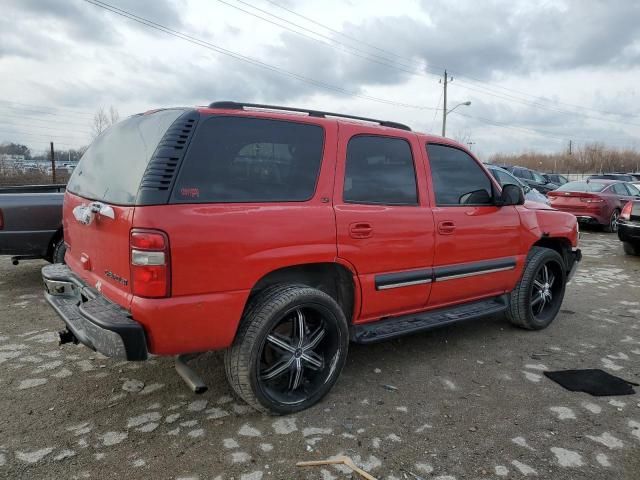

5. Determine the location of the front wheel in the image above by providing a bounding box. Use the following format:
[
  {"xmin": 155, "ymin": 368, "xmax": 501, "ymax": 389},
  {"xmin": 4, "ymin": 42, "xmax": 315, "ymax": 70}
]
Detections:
[
  {"xmin": 507, "ymin": 247, "xmax": 566, "ymax": 330},
  {"xmin": 604, "ymin": 209, "xmax": 620, "ymax": 233},
  {"xmin": 224, "ymin": 285, "xmax": 349, "ymax": 415}
]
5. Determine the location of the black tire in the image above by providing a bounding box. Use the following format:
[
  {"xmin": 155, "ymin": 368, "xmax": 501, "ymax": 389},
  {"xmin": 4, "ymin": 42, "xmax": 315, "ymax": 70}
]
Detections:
[
  {"xmin": 623, "ymin": 242, "xmax": 640, "ymax": 256},
  {"xmin": 224, "ymin": 284, "xmax": 349, "ymax": 415},
  {"xmin": 507, "ymin": 247, "xmax": 566, "ymax": 330},
  {"xmin": 51, "ymin": 238, "xmax": 67, "ymax": 264},
  {"xmin": 604, "ymin": 209, "xmax": 620, "ymax": 233}
]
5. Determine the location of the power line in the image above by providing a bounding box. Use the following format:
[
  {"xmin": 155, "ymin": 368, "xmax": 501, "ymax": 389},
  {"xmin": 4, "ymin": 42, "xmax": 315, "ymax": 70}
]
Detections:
[
  {"xmin": 261, "ymin": 0, "xmax": 639, "ymax": 123},
  {"xmin": 0, "ymin": 111, "xmax": 92, "ymax": 129},
  {"xmin": 0, "ymin": 121, "xmax": 92, "ymax": 136},
  {"xmin": 0, "ymin": 99, "xmax": 95, "ymax": 117},
  {"xmin": 83, "ymin": 0, "xmax": 439, "ymax": 112}
]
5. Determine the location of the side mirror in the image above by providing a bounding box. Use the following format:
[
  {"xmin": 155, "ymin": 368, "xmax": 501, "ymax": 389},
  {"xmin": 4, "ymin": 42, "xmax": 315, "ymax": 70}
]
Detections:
[{"xmin": 499, "ymin": 184, "xmax": 525, "ymax": 206}]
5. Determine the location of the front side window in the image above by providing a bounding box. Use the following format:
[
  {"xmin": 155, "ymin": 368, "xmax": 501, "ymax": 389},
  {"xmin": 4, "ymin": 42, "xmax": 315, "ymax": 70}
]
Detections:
[
  {"xmin": 343, "ymin": 135, "xmax": 418, "ymax": 205},
  {"xmin": 532, "ymin": 171, "xmax": 547, "ymax": 183},
  {"xmin": 172, "ymin": 116, "xmax": 324, "ymax": 203},
  {"xmin": 427, "ymin": 144, "xmax": 493, "ymax": 206}
]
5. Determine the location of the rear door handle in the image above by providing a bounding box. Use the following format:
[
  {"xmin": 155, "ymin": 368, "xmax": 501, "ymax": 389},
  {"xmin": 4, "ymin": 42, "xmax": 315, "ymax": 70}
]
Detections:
[
  {"xmin": 349, "ymin": 222, "xmax": 373, "ymax": 239},
  {"xmin": 438, "ymin": 221, "xmax": 456, "ymax": 235}
]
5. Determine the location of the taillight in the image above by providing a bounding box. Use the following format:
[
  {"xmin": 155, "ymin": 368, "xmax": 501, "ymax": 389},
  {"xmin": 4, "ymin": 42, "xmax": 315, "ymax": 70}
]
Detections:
[
  {"xmin": 621, "ymin": 201, "xmax": 633, "ymax": 220},
  {"xmin": 130, "ymin": 229, "xmax": 170, "ymax": 298}
]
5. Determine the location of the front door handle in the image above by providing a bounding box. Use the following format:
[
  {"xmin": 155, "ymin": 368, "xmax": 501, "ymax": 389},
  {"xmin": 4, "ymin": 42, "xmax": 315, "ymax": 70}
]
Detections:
[
  {"xmin": 438, "ymin": 221, "xmax": 456, "ymax": 235},
  {"xmin": 349, "ymin": 222, "xmax": 373, "ymax": 239}
]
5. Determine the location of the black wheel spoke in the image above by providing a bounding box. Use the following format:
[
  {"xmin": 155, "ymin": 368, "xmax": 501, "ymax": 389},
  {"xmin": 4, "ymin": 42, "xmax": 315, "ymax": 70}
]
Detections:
[
  {"xmin": 294, "ymin": 309, "xmax": 306, "ymax": 348},
  {"xmin": 304, "ymin": 327, "xmax": 326, "ymax": 351},
  {"xmin": 266, "ymin": 334, "xmax": 295, "ymax": 354},
  {"xmin": 261, "ymin": 355, "xmax": 294, "ymax": 380},
  {"xmin": 301, "ymin": 350, "xmax": 323, "ymax": 369},
  {"xmin": 289, "ymin": 358, "xmax": 304, "ymax": 391}
]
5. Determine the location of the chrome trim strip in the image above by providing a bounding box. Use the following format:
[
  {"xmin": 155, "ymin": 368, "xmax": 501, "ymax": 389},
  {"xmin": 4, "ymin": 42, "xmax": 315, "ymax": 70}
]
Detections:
[
  {"xmin": 377, "ymin": 278, "xmax": 432, "ymax": 290},
  {"xmin": 436, "ymin": 265, "xmax": 515, "ymax": 282}
]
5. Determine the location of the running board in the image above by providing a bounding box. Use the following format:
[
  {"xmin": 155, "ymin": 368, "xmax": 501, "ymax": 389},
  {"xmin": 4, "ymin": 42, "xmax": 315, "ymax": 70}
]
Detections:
[{"xmin": 351, "ymin": 295, "xmax": 509, "ymax": 344}]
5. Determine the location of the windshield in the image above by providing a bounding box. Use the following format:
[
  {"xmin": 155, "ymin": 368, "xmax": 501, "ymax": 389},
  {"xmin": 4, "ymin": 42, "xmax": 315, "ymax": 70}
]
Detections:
[
  {"xmin": 67, "ymin": 109, "xmax": 186, "ymax": 205},
  {"xmin": 531, "ymin": 171, "xmax": 547, "ymax": 183},
  {"xmin": 557, "ymin": 181, "xmax": 607, "ymax": 192}
]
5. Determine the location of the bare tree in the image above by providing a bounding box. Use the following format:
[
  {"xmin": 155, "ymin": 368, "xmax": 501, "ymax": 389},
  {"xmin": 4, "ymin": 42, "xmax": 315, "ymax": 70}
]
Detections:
[{"xmin": 91, "ymin": 106, "xmax": 120, "ymax": 139}]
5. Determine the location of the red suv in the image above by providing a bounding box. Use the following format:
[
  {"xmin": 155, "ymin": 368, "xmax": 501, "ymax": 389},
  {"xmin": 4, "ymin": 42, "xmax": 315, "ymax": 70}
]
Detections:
[{"xmin": 43, "ymin": 102, "xmax": 581, "ymax": 414}]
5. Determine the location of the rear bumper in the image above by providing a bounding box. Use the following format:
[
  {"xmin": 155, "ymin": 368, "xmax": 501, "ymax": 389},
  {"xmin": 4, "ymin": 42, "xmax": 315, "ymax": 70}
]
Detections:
[
  {"xmin": 618, "ymin": 221, "xmax": 640, "ymax": 244},
  {"xmin": 42, "ymin": 264, "xmax": 148, "ymax": 361}
]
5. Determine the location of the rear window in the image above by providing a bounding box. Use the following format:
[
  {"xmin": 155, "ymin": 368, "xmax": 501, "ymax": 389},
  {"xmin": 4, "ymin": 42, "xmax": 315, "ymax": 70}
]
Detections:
[
  {"xmin": 171, "ymin": 116, "xmax": 324, "ymax": 203},
  {"xmin": 557, "ymin": 181, "xmax": 607, "ymax": 192},
  {"xmin": 67, "ymin": 109, "xmax": 186, "ymax": 204}
]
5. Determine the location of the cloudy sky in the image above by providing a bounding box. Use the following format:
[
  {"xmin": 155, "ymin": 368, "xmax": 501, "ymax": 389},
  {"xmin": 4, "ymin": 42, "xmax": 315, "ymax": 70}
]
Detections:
[{"xmin": 1, "ymin": 0, "xmax": 639, "ymax": 159}]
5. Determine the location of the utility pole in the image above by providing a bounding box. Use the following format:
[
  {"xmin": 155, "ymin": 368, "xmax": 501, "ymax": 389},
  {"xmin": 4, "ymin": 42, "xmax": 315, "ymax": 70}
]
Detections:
[
  {"xmin": 441, "ymin": 70, "xmax": 454, "ymax": 137},
  {"xmin": 467, "ymin": 141, "xmax": 476, "ymax": 151},
  {"xmin": 50, "ymin": 141, "xmax": 56, "ymax": 184},
  {"xmin": 568, "ymin": 140, "xmax": 572, "ymax": 155}
]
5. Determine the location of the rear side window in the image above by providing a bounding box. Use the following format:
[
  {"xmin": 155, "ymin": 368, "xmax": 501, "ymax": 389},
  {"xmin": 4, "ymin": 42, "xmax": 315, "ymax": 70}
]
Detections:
[
  {"xmin": 612, "ymin": 183, "xmax": 628, "ymax": 195},
  {"xmin": 67, "ymin": 109, "xmax": 186, "ymax": 204},
  {"xmin": 343, "ymin": 135, "xmax": 417, "ymax": 205},
  {"xmin": 427, "ymin": 144, "xmax": 493, "ymax": 206},
  {"xmin": 172, "ymin": 117, "xmax": 324, "ymax": 203}
]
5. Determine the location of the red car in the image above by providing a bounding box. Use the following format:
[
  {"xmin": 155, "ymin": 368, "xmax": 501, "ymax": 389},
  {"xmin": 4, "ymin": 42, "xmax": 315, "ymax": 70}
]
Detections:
[
  {"xmin": 548, "ymin": 180, "xmax": 640, "ymax": 232},
  {"xmin": 42, "ymin": 102, "xmax": 581, "ymax": 414}
]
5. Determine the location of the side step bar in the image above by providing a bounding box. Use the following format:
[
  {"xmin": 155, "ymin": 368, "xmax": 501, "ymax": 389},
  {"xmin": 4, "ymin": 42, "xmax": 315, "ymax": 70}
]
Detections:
[{"xmin": 351, "ymin": 295, "xmax": 509, "ymax": 344}]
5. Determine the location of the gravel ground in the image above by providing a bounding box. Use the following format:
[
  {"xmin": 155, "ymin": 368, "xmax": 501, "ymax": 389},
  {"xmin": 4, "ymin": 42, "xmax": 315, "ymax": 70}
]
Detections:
[{"xmin": 1, "ymin": 230, "xmax": 639, "ymax": 480}]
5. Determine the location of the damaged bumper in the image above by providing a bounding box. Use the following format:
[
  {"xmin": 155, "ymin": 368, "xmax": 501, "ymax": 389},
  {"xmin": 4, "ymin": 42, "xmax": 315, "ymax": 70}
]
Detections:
[
  {"xmin": 42, "ymin": 264, "xmax": 148, "ymax": 361},
  {"xmin": 567, "ymin": 248, "xmax": 582, "ymax": 282}
]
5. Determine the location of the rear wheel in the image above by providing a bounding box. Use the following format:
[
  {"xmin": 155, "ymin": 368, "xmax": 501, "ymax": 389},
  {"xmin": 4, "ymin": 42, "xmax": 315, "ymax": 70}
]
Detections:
[
  {"xmin": 224, "ymin": 285, "xmax": 349, "ymax": 414},
  {"xmin": 51, "ymin": 238, "xmax": 66, "ymax": 264},
  {"xmin": 507, "ymin": 247, "xmax": 566, "ymax": 330},
  {"xmin": 604, "ymin": 209, "xmax": 620, "ymax": 233},
  {"xmin": 623, "ymin": 242, "xmax": 640, "ymax": 256}
]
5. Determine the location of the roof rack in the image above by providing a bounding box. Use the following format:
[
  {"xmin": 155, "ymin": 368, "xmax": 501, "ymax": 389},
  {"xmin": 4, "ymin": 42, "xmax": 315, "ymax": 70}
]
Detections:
[{"xmin": 208, "ymin": 101, "xmax": 411, "ymax": 131}]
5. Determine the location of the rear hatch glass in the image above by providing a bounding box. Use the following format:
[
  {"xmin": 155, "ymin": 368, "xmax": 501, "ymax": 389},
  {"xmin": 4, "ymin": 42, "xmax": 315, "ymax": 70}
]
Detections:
[{"xmin": 67, "ymin": 109, "xmax": 186, "ymax": 205}]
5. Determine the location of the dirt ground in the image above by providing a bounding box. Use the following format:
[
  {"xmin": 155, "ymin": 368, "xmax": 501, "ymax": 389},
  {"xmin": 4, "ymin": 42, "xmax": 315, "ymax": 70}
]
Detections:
[{"xmin": 1, "ymin": 230, "xmax": 639, "ymax": 480}]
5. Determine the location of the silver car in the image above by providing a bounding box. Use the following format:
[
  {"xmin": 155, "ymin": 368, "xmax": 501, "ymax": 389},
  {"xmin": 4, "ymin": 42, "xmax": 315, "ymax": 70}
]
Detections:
[{"xmin": 486, "ymin": 164, "xmax": 550, "ymax": 205}]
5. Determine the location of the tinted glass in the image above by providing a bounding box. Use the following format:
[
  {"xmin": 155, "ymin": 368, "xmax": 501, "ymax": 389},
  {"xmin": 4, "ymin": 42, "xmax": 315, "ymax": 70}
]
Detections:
[
  {"xmin": 626, "ymin": 183, "xmax": 640, "ymax": 195},
  {"xmin": 427, "ymin": 144, "xmax": 493, "ymax": 206},
  {"xmin": 172, "ymin": 117, "xmax": 324, "ymax": 203},
  {"xmin": 558, "ymin": 181, "xmax": 607, "ymax": 192},
  {"xmin": 343, "ymin": 136, "xmax": 417, "ymax": 205},
  {"xmin": 67, "ymin": 109, "xmax": 185, "ymax": 204},
  {"xmin": 531, "ymin": 171, "xmax": 546, "ymax": 183},
  {"xmin": 514, "ymin": 168, "xmax": 531, "ymax": 180},
  {"xmin": 612, "ymin": 183, "xmax": 629, "ymax": 195}
]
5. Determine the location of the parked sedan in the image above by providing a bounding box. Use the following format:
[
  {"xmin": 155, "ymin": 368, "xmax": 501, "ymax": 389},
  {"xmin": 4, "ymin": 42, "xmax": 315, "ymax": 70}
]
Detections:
[
  {"xmin": 618, "ymin": 200, "xmax": 640, "ymax": 255},
  {"xmin": 548, "ymin": 180, "xmax": 640, "ymax": 232},
  {"xmin": 486, "ymin": 164, "xmax": 550, "ymax": 204}
]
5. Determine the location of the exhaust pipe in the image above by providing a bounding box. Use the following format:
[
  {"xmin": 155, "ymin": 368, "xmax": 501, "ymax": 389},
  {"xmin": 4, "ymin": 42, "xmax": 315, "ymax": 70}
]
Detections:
[
  {"xmin": 175, "ymin": 354, "xmax": 208, "ymax": 394},
  {"xmin": 58, "ymin": 329, "xmax": 78, "ymax": 346}
]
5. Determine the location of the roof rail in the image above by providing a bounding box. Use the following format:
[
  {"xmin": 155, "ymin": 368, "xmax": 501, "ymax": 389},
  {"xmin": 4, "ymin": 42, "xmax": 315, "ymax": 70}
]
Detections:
[{"xmin": 208, "ymin": 101, "xmax": 411, "ymax": 131}]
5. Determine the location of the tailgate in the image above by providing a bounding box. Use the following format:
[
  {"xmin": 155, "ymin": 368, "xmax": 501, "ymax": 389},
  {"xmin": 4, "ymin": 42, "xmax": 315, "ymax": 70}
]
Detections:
[{"xmin": 64, "ymin": 191, "xmax": 134, "ymax": 309}]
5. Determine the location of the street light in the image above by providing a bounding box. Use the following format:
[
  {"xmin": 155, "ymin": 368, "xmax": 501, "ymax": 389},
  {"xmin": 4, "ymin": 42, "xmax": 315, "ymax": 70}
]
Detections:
[{"xmin": 442, "ymin": 101, "xmax": 471, "ymax": 137}]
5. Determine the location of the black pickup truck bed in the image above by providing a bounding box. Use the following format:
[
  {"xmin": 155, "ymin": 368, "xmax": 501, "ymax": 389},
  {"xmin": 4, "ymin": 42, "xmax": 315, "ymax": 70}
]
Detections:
[{"xmin": 0, "ymin": 184, "xmax": 65, "ymax": 264}]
